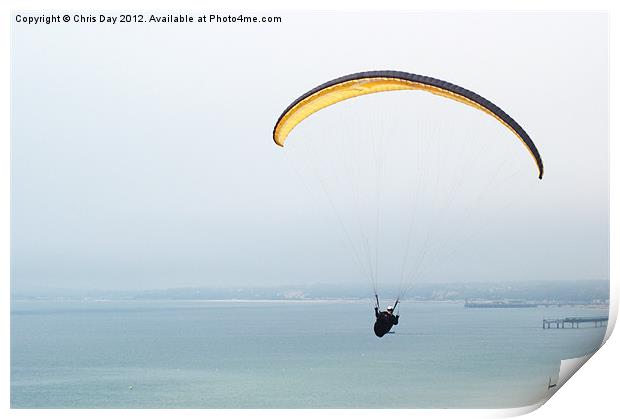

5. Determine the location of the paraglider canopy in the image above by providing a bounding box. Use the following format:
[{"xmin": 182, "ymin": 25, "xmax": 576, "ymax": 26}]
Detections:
[{"xmin": 273, "ymin": 70, "xmax": 543, "ymax": 179}]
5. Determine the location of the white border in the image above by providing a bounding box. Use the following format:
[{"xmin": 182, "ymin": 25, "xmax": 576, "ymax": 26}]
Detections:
[{"xmin": 2, "ymin": 1, "xmax": 616, "ymax": 418}]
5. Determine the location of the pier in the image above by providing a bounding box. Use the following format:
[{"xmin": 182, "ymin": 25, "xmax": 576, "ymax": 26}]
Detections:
[{"xmin": 543, "ymin": 316, "xmax": 608, "ymax": 329}]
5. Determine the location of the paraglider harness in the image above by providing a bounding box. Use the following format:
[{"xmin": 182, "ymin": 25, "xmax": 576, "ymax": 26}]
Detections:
[{"xmin": 373, "ymin": 294, "xmax": 400, "ymax": 338}]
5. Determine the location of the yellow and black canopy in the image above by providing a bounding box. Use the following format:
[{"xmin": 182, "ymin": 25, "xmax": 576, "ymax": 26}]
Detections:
[{"xmin": 273, "ymin": 70, "xmax": 544, "ymax": 179}]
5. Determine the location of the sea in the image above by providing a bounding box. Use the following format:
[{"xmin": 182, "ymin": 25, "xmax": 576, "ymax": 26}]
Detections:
[{"xmin": 10, "ymin": 299, "xmax": 608, "ymax": 408}]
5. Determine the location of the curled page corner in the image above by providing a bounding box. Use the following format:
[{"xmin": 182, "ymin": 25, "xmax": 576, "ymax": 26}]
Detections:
[
  {"xmin": 506, "ymin": 351, "xmax": 601, "ymax": 417},
  {"xmin": 542, "ymin": 308, "xmax": 614, "ymax": 403},
  {"xmin": 545, "ymin": 352, "xmax": 596, "ymax": 401}
]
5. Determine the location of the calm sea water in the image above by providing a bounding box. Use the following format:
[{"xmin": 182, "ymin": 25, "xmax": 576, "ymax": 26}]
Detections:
[{"xmin": 11, "ymin": 300, "xmax": 607, "ymax": 408}]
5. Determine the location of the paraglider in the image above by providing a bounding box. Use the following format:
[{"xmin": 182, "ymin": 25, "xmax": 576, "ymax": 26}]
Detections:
[
  {"xmin": 273, "ymin": 70, "xmax": 543, "ymax": 337},
  {"xmin": 374, "ymin": 294, "xmax": 400, "ymax": 337}
]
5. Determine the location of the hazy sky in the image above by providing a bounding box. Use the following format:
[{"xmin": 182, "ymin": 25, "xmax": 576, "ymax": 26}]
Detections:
[{"xmin": 11, "ymin": 11, "xmax": 608, "ymax": 291}]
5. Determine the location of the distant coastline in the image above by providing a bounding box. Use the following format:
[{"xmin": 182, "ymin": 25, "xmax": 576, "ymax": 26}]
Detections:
[{"xmin": 11, "ymin": 279, "xmax": 609, "ymax": 306}]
